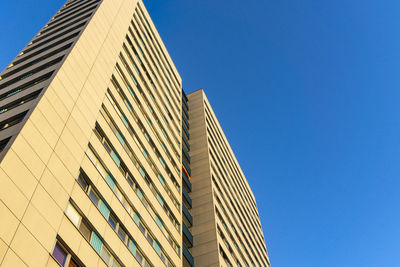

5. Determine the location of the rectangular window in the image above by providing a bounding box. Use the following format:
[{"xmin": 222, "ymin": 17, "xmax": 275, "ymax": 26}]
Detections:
[
  {"xmin": 99, "ymin": 201, "xmax": 110, "ymax": 219},
  {"xmin": 161, "ymin": 142, "xmax": 167, "ymax": 152},
  {"xmin": 160, "ymin": 251, "xmax": 166, "ymax": 262},
  {"xmin": 103, "ymin": 140, "xmax": 112, "ymax": 153},
  {"xmin": 100, "ymin": 246, "xmax": 111, "ymax": 265},
  {"xmin": 112, "ymin": 259, "xmax": 122, "ymax": 267},
  {"xmin": 135, "ymin": 251, "xmax": 143, "ymax": 265},
  {"xmin": 158, "ymin": 175, "xmax": 165, "ymax": 186},
  {"xmin": 52, "ymin": 239, "xmax": 83, "ymax": 267},
  {"xmin": 114, "ymin": 187, "xmax": 123, "ymax": 201},
  {"xmin": 155, "ymin": 215, "xmax": 163, "ymax": 229},
  {"xmin": 133, "ymin": 213, "xmax": 140, "ymax": 225},
  {"xmin": 90, "ymin": 232, "xmax": 102, "ymax": 254},
  {"xmin": 121, "ymin": 115, "xmax": 129, "ymax": 127},
  {"xmin": 77, "ymin": 172, "xmax": 88, "ymax": 191},
  {"xmin": 79, "ymin": 220, "xmax": 91, "ymax": 241},
  {"xmin": 116, "ymin": 132, "xmax": 125, "ymax": 145},
  {"xmin": 138, "ymin": 222, "xmax": 146, "ymax": 235},
  {"xmin": 157, "ymin": 194, "xmax": 164, "ymax": 206},
  {"xmin": 137, "ymin": 188, "xmax": 143, "ymax": 200},
  {"xmin": 111, "ymin": 151, "xmax": 121, "ymax": 166},
  {"xmin": 88, "ymin": 189, "xmax": 99, "ymax": 207},
  {"xmin": 52, "ymin": 242, "xmax": 67, "ymax": 266},
  {"xmin": 65, "ymin": 203, "xmax": 80, "ymax": 227},
  {"xmin": 159, "ymin": 157, "xmax": 166, "ymax": 168},
  {"xmin": 128, "ymin": 87, "xmax": 135, "ymax": 97},
  {"xmin": 105, "ymin": 174, "xmax": 115, "ymax": 190},
  {"xmin": 129, "ymin": 240, "xmax": 136, "ymax": 255},
  {"xmin": 146, "ymin": 233, "xmax": 153, "ymax": 246},
  {"xmin": 118, "ymin": 227, "xmax": 127, "ymax": 244},
  {"xmin": 108, "ymin": 215, "xmax": 117, "ymax": 230}
]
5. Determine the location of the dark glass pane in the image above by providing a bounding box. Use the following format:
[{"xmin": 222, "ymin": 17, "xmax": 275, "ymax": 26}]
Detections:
[
  {"xmin": 108, "ymin": 215, "xmax": 117, "ymax": 230},
  {"xmin": 118, "ymin": 228, "xmax": 126, "ymax": 243},
  {"xmin": 77, "ymin": 174, "xmax": 88, "ymax": 191},
  {"xmin": 88, "ymin": 190, "xmax": 99, "ymax": 206}
]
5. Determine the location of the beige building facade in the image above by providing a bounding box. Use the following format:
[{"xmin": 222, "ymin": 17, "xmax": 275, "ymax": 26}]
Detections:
[
  {"xmin": 0, "ymin": 0, "xmax": 269, "ymax": 266},
  {"xmin": 188, "ymin": 90, "xmax": 270, "ymax": 267}
]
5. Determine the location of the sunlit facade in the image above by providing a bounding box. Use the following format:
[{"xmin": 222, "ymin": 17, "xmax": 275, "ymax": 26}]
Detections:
[{"xmin": 0, "ymin": 0, "xmax": 269, "ymax": 266}]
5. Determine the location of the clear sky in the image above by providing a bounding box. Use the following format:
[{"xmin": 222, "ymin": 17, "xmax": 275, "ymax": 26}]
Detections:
[{"xmin": 1, "ymin": 0, "xmax": 399, "ymax": 266}]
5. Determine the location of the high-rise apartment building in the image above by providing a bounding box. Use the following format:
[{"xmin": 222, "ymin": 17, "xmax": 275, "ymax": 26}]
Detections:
[
  {"xmin": 188, "ymin": 90, "xmax": 270, "ymax": 267},
  {"xmin": 0, "ymin": 0, "xmax": 270, "ymax": 266}
]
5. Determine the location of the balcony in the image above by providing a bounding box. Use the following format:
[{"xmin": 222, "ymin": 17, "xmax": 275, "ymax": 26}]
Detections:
[
  {"xmin": 182, "ymin": 112, "xmax": 190, "ymax": 128},
  {"xmin": 182, "ymin": 105, "xmax": 189, "ymax": 120},
  {"xmin": 182, "ymin": 203, "xmax": 193, "ymax": 226},
  {"xmin": 182, "ymin": 221, "xmax": 193, "ymax": 247},
  {"xmin": 182, "ymin": 243, "xmax": 194, "ymax": 267},
  {"xmin": 182, "ymin": 147, "xmax": 191, "ymax": 163},
  {"xmin": 183, "ymin": 158, "xmax": 191, "ymax": 177},
  {"xmin": 183, "ymin": 186, "xmax": 192, "ymax": 208},
  {"xmin": 182, "ymin": 170, "xmax": 192, "ymax": 192},
  {"xmin": 182, "ymin": 134, "xmax": 190, "ymax": 151}
]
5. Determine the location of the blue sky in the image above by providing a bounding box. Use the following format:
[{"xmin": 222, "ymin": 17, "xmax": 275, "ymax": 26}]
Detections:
[{"xmin": 1, "ymin": 0, "xmax": 400, "ymax": 266}]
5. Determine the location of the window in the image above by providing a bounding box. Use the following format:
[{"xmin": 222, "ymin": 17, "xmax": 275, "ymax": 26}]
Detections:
[
  {"xmin": 146, "ymin": 233, "xmax": 153, "ymax": 246},
  {"xmin": 100, "ymin": 246, "xmax": 111, "ymax": 265},
  {"xmin": 111, "ymin": 151, "xmax": 121, "ymax": 166},
  {"xmin": 77, "ymin": 172, "xmax": 88, "ymax": 191},
  {"xmin": 114, "ymin": 187, "xmax": 123, "ymax": 201},
  {"xmin": 122, "ymin": 199, "xmax": 130, "ymax": 212},
  {"xmin": 138, "ymin": 222, "xmax": 146, "ymax": 234},
  {"xmin": 88, "ymin": 190, "xmax": 99, "ymax": 206},
  {"xmin": 78, "ymin": 220, "xmax": 91, "ymax": 241},
  {"xmin": 87, "ymin": 136, "xmax": 180, "ymax": 259},
  {"xmin": 161, "ymin": 142, "xmax": 167, "ymax": 152},
  {"xmin": 108, "ymin": 215, "xmax": 117, "ymax": 230},
  {"xmin": 135, "ymin": 251, "xmax": 143, "ymax": 265},
  {"xmin": 65, "ymin": 203, "xmax": 91, "ymax": 242},
  {"xmin": 65, "ymin": 204, "xmax": 80, "ymax": 227},
  {"xmin": 52, "ymin": 239, "xmax": 82, "ymax": 267},
  {"xmin": 118, "ymin": 227, "xmax": 127, "ymax": 244},
  {"xmin": 103, "ymin": 139, "xmax": 112, "ymax": 153},
  {"xmin": 112, "ymin": 259, "xmax": 122, "ymax": 267},
  {"xmin": 160, "ymin": 252, "xmax": 166, "ymax": 263},
  {"xmin": 52, "ymin": 242, "xmax": 67, "ymax": 266}
]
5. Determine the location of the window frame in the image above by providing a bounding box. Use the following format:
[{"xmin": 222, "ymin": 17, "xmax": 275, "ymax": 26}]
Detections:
[{"xmin": 51, "ymin": 239, "xmax": 83, "ymax": 267}]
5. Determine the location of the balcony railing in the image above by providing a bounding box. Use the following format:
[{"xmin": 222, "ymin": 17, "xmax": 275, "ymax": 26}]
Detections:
[
  {"xmin": 182, "ymin": 203, "xmax": 193, "ymax": 226},
  {"xmin": 182, "ymin": 146, "xmax": 191, "ymax": 163},
  {"xmin": 182, "ymin": 170, "xmax": 192, "ymax": 192},
  {"xmin": 183, "ymin": 158, "xmax": 191, "ymax": 177},
  {"xmin": 182, "ymin": 243, "xmax": 194, "ymax": 267},
  {"xmin": 183, "ymin": 187, "xmax": 192, "ymax": 208},
  {"xmin": 182, "ymin": 221, "xmax": 193, "ymax": 247},
  {"xmin": 182, "ymin": 133, "xmax": 190, "ymax": 151}
]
